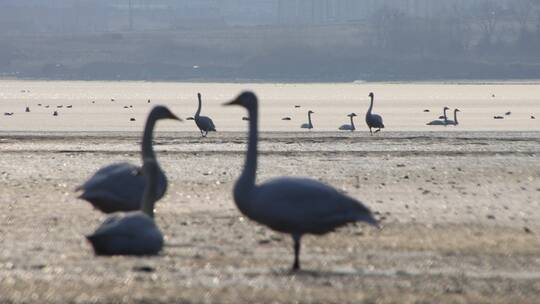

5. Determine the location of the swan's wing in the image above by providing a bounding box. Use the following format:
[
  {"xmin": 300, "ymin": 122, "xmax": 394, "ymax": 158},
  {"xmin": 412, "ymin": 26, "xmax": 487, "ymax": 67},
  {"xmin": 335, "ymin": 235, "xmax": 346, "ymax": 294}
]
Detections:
[
  {"xmin": 78, "ymin": 162, "xmax": 167, "ymax": 213},
  {"xmin": 426, "ymin": 120, "xmax": 444, "ymax": 125},
  {"xmin": 372, "ymin": 114, "xmax": 384, "ymax": 127},
  {"xmin": 252, "ymin": 177, "xmax": 377, "ymax": 234},
  {"xmin": 197, "ymin": 116, "xmax": 216, "ymax": 131}
]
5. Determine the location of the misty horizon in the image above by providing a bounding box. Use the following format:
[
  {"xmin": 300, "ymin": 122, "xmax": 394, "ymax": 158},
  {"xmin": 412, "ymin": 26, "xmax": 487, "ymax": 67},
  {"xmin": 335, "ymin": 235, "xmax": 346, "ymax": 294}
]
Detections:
[{"xmin": 1, "ymin": 0, "xmax": 540, "ymax": 81}]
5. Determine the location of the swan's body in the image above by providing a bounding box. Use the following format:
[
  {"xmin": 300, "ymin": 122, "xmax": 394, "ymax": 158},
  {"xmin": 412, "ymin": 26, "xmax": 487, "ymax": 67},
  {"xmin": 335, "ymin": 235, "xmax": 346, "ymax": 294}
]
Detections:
[
  {"xmin": 365, "ymin": 93, "xmax": 385, "ymax": 134},
  {"xmin": 300, "ymin": 110, "xmax": 314, "ymax": 129},
  {"xmin": 225, "ymin": 92, "xmax": 378, "ymax": 271},
  {"xmin": 78, "ymin": 106, "xmax": 179, "ymax": 213},
  {"xmin": 339, "ymin": 113, "xmax": 357, "ymax": 131},
  {"xmin": 427, "ymin": 107, "xmax": 449, "ymax": 126},
  {"xmin": 446, "ymin": 109, "xmax": 460, "ymax": 126},
  {"xmin": 87, "ymin": 158, "xmax": 165, "ymax": 256},
  {"xmin": 193, "ymin": 93, "xmax": 216, "ymax": 137}
]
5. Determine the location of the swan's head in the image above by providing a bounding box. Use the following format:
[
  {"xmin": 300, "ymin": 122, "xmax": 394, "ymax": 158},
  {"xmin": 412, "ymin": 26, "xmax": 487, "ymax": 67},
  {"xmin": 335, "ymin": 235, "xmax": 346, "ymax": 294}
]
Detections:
[
  {"xmin": 444, "ymin": 106, "xmax": 450, "ymax": 110},
  {"xmin": 348, "ymin": 113, "xmax": 357, "ymax": 117},
  {"xmin": 308, "ymin": 110, "xmax": 315, "ymax": 114},
  {"xmin": 186, "ymin": 117, "xmax": 194, "ymax": 120},
  {"xmin": 150, "ymin": 105, "xmax": 182, "ymax": 121},
  {"xmin": 368, "ymin": 92, "xmax": 374, "ymax": 98},
  {"xmin": 224, "ymin": 91, "xmax": 258, "ymax": 110},
  {"xmin": 197, "ymin": 93, "xmax": 202, "ymax": 100},
  {"xmin": 455, "ymin": 108, "xmax": 460, "ymax": 112}
]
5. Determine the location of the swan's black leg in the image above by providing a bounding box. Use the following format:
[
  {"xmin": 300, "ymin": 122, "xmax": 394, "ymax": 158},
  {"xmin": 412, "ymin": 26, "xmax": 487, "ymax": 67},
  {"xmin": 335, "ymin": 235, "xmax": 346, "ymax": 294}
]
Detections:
[
  {"xmin": 292, "ymin": 234, "xmax": 302, "ymax": 271},
  {"xmin": 369, "ymin": 127, "xmax": 373, "ymax": 135},
  {"xmin": 375, "ymin": 128, "xmax": 381, "ymax": 133}
]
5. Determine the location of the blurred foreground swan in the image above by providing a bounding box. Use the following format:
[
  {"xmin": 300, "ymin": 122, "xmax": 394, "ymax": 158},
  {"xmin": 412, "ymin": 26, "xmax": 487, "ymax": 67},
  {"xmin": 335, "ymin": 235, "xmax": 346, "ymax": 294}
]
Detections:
[
  {"xmin": 86, "ymin": 157, "xmax": 164, "ymax": 255},
  {"xmin": 77, "ymin": 106, "xmax": 181, "ymax": 213},
  {"xmin": 225, "ymin": 91, "xmax": 379, "ymax": 271}
]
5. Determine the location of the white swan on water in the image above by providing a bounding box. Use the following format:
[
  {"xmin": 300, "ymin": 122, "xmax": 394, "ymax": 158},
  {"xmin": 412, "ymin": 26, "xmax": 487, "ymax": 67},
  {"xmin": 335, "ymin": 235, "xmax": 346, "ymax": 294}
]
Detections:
[
  {"xmin": 427, "ymin": 106, "xmax": 449, "ymax": 126},
  {"xmin": 339, "ymin": 113, "xmax": 357, "ymax": 131},
  {"xmin": 300, "ymin": 110, "xmax": 314, "ymax": 130},
  {"xmin": 224, "ymin": 91, "xmax": 379, "ymax": 271}
]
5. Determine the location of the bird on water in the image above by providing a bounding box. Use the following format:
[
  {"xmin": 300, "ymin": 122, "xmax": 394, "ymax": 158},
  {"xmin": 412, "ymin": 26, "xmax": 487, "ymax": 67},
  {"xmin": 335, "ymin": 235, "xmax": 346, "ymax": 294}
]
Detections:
[
  {"xmin": 426, "ymin": 106, "xmax": 449, "ymax": 125},
  {"xmin": 192, "ymin": 93, "xmax": 216, "ymax": 137},
  {"xmin": 300, "ymin": 110, "xmax": 314, "ymax": 130},
  {"xmin": 224, "ymin": 91, "xmax": 379, "ymax": 271},
  {"xmin": 339, "ymin": 113, "xmax": 357, "ymax": 131},
  {"xmin": 77, "ymin": 106, "xmax": 181, "ymax": 213},
  {"xmin": 86, "ymin": 157, "xmax": 165, "ymax": 256},
  {"xmin": 446, "ymin": 109, "xmax": 460, "ymax": 126},
  {"xmin": 365, "ymin": 92, "xmax": 385, "ymax": 134}
]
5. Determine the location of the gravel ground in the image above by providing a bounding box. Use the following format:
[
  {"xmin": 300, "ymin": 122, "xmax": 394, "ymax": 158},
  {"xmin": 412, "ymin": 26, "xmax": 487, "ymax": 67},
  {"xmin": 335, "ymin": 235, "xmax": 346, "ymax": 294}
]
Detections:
[{"xmin": 0, "ymin": 131, "xmax": 539, "ymax": 303}]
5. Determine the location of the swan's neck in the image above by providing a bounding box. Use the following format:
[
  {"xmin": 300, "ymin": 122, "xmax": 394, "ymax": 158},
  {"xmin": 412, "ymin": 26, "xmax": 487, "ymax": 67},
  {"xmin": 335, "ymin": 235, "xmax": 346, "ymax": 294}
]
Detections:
[
  {"xmin": 140, "ymin": 160, "xmax": 158, "ymax": 218},
  {"xmin": 308, "ymin": 112, "xmax": 312, "ymax": 128},
  {"xmin": 367, "ymin": 96, "xmax": 374, "ymax": 114},
  {"xmin": 241, "ymin": 105, "xmax": 258, "ymax": 186},
  {"xmin": 350, "ymin": 116, "xmax": 355, "ymax": 130},
  {"xmin": 453, "ymin": 110, "xmax": 458, "ymax": 124},
  {"xmin": 443, "ymin": 108, "xmax": 448, "ymax": 121},
  {"xmin": 195, "ymin": 95, "xmax": 202, "ymax": 118},
  {"xmin": 234, "ymin": 104, "xmax": 258, "ymax": 212},
  {"xmin": 142, "ymin": 113, "xmax": 157, "ymax": 161}
]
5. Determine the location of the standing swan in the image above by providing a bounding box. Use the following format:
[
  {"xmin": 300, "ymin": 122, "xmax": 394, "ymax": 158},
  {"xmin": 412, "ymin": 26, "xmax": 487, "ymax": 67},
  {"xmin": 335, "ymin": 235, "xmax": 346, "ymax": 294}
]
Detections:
[
  {"xmin": 193, "ymin": 93, "xmax": 216, "ymax": 137},
  {"xmin": 86, "ymin": 157, "xmax": 164, "ymax": 255},
  {"xmin": 426, "ymin": 106, "xmax": 449, "ymax": 125},
  {"xmin": 365, "ymin": 92, "xmax": 385, "ymax": 134},
  {"xmin": 339, "ymin": 113, "xmax": 357, "ymax": 131},
  {"xmin": 300, "ymin": 110, "xmax": 314, "ymax": 130},
  {"xmin": 224, "ymin": 92, "xmax": 378, "ymax": 271},
  {"xmin": 77, "ymin": 106, "xmax": 181, "ymax": 213},
  {"xmin": 446, "ymin": 108, "xmax": 460, "ymax": 126}
]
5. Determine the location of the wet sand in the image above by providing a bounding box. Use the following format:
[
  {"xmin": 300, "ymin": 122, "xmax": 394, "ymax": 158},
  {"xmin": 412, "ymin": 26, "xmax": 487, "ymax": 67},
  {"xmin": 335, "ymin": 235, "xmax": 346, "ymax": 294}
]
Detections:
[{"xmin": 1, "ymin": 131, "xmax": 539, "ymax": 303}]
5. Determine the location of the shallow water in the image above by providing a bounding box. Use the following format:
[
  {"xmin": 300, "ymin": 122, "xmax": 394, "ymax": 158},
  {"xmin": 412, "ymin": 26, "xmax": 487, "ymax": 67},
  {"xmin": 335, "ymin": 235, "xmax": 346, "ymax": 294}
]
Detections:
[{"xmin": 0, "ymin": 80, "xmax": 539, "ymax": 132}]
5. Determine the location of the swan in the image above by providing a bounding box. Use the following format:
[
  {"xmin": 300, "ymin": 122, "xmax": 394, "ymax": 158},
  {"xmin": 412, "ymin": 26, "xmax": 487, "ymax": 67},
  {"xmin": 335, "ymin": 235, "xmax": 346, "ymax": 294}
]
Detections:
[
  {"xmin": 86, "ymin": 157, "xmax": 164, "ymax": 256},
  {"xmin": 77, "ymin": 106, "xmax": 180, "ymax": 213},
  {"xmin": 224, "ymin": 92, "xmax": 378, "ymax": 271},
  {"xmin": 426, "ymin": 107, "xmax": 449, "ymax": 125},
  {"xmin": 339, "ymin": 113, "xmax": 357, "ymax": 131},
  {"xmin": 446, "ymin": 109, "xmax": 460, "ymax": 126},
  {"xmin": 300, "ymin": 110, "xmax": 314, "ymax": 130},
  {"xmin": 365, "ymin": 92, "xmax": 385, "ymax": 134},
  {"xmin": 192, "ymin": 93, "xmax": 216, "ymax": 137}
]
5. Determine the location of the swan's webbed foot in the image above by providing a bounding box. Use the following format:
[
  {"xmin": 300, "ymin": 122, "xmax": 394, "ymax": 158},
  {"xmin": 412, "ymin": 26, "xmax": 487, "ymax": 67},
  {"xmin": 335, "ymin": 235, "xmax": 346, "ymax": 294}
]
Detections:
[{"xmin": 374, "ymin": 128, "xmax": 381, "ymax": 133}]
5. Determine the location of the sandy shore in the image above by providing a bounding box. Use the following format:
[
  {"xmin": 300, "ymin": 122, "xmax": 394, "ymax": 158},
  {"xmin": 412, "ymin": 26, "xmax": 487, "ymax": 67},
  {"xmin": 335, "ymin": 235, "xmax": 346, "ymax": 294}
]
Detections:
[{"xmin": 0, "ymin": 130, "xmax": 539, "ymax": 303}]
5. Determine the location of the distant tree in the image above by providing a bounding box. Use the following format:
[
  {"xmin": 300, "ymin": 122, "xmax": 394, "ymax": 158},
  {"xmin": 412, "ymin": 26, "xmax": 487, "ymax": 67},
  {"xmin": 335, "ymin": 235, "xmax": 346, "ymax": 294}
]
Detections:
[{"xmin": 473, "ymin": 1, "xmax": 503, "ymax": 47}]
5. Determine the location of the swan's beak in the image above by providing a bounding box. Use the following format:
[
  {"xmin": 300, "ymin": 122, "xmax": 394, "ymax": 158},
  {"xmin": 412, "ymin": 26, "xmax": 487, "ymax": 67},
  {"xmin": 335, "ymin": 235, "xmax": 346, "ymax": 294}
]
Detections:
[
  {"xmin": 224, "ymin": 98, "xmax": 240, "ymax": 106},
  {"xmin": 171, "ymin": 114, "xmax": 183, "ymax": 121},
  {"xmin": 186, "ymin": 117, "xmax": 194, "ymax": 120}
]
